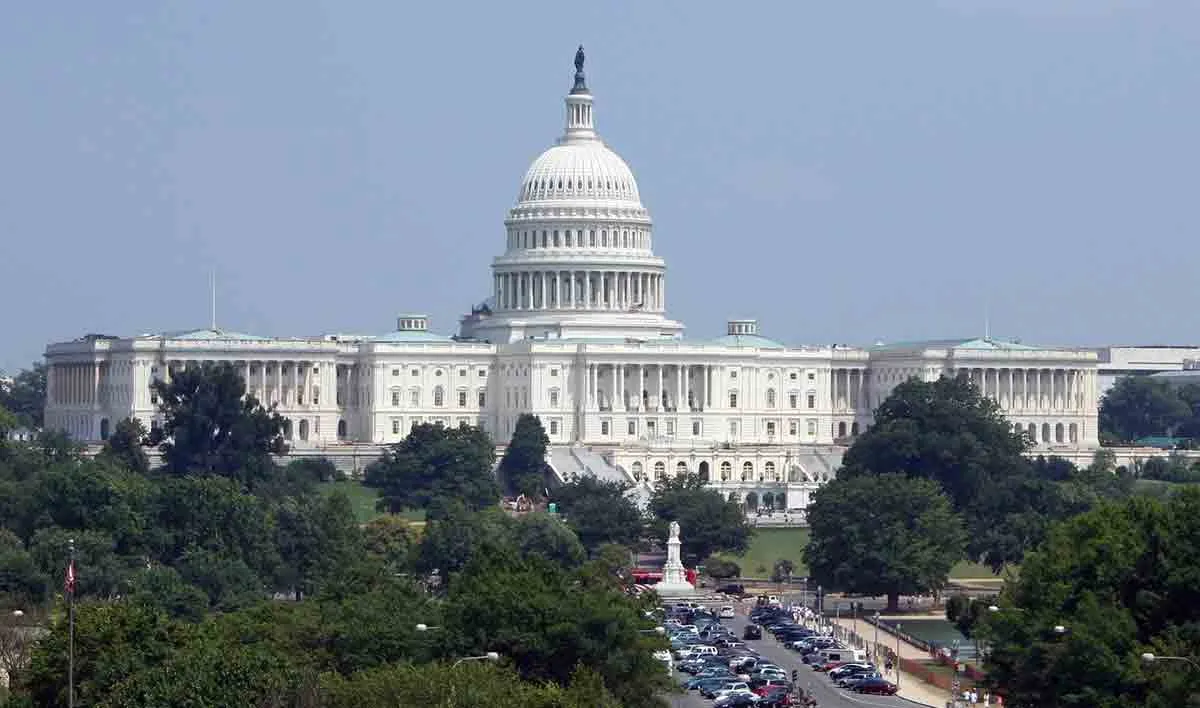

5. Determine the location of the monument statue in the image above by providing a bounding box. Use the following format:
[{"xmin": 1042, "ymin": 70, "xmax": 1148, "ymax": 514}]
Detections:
[
  {"xmin": 658, "ymin": 520, "xmax": 696, "ymax": 596},
  {"xmin": 575, "ymin": 45, "xmax": 585, "ymax": 74},
  {"xmin": 571, "ymin": 45, "xmax": 588, "ymax": 94}
]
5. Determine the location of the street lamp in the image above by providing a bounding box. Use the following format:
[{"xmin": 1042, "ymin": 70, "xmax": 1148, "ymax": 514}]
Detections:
[
  {"xmin": 873, "ymin": 612, "xmax": 880, "ymax": 662},
  {"xmin": 453, "ymin": 652, "xmax": 501, "ymax": 668},
  {"xmin": 895, "ymin": 622, "xmax": 902, "ymax": 690},
  {"xmin": 639, "ymin": 626, "xmax": 666, "ymax": 635},
  {"xmin": 1141, "ymin": 653, "xmax": 1200, "ymax": 671},
  {"xmin": 415, "ymin": 623, "xmax": 441, "ymax": 632}
]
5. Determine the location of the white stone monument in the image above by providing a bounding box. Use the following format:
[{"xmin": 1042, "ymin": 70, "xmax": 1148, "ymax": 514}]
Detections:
[{"xmin": 656, "ymin": 521, "xmax": 696, "ymax": 596}]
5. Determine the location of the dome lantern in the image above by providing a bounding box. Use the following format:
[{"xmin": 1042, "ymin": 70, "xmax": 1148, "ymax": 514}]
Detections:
[{"xmin": 563, "ymin": 46, "xmax": 596, "ymax": 144}]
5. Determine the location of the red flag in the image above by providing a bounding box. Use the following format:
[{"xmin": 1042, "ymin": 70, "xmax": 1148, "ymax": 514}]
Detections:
[{"xmin": 65, "ymin": 559, "xmax": 76, "ymax": 595}]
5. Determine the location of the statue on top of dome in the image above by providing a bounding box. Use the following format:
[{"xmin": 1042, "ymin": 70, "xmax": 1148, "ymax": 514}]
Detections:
[{"xmin": 571, "ymin": 45, "xmax": 588, "ymax": 94}]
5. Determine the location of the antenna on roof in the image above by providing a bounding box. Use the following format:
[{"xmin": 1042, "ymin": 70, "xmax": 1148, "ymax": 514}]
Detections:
[
  {"xmin": 210, "ymin": 270, "xmax": 217, "ymax": 331},
  {"xmin": 983, "ymin": 299, "xmax": 990, "ymax": 341}
]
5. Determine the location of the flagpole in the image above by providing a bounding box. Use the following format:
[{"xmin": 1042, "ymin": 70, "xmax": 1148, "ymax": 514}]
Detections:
[{"xmin": 68, "ymin": 537, "xmax": 75, "ymax": 708}]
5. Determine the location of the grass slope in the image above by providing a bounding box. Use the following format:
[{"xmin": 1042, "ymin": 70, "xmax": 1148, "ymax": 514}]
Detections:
[{"xmin": 718, "ymin": 527, "xmax": 1000, "ymax": 580}]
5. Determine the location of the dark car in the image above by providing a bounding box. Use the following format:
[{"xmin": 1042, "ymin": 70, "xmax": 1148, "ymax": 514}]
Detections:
[
  {"xmin": 853, "ymin": 678, "xmax": 899, "ymax": 695},
  {"xmin": 717, "ymin": 583, "xmax": 746, "ymax": 596},
  {"xmin": 757, "ymin": 687, "xmax": 795, "ymax": 707},
  {"xmin": 742, "ymin": 625, "xmax": 762, "ymax": 640}
]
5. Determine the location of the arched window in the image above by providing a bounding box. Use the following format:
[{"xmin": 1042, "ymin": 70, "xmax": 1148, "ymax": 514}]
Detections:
[
  {"xmin": 765, "ymin": 461, "xmax": 777, "ymax": 482},
  {"xmin": 631, "ymin": 461, "xmax": 643, "ymax": 481},
  {"xmin": 1055, "ymin": 422, "xmax": 1065, "ymax": 443},
  {"xmin": 298, "ymin": 419, "xmax": 310, "ymax": 441},
  {"xmin": 434, "ymin": 386, "xmax": 445, "ymax": 407},
  {"xmin": 1027, "ymin": 422, "xmax": 1037, "ymax": 441},
  {"xmin": 698, "ymin": 461, "xmax": 710, "ymax": 483},
  {"xmin": 283, "ymin": 419, "xmax": 293, "ymax": 440},
  {"xmin": 337, "ymin": 419, "xmax": 347, "ymax": 439},
  {"xmin": 742, "ymin": 461, "xmax": 754, "ymax": 481},
  {"xmin": 837, "ymin": 421, "xmax": 847, "ymax": 438},
  {"xmin": 653, "ymin": 461, "xmax": 666, "ymax": 480},
  {"xmin": 1042, "ymin": 423, "xmax": 1051, "ymax": 444},
  {"xmin": 676, "ymin": 461, "xmax": 688, "ymax": 476},
  {"xmin": 99, "ymin": 418, "xmax": 110, "ymax": 440},
  {"xmin": 720, "ymin": 461, "xmax": 732, "ymax": 481},
  {"xmin": 766, "ymin": 389, "xmax": 776, "ymax": 408}
]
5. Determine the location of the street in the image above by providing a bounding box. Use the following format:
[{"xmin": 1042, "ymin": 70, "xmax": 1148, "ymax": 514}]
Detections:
[{"xmin": 667, "ymin": 614, "xmax": 918, "ymax": 708}]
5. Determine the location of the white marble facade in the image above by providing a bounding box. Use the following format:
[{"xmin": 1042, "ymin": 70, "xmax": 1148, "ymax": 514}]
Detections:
[{"xmin": 42, "ymin": 50, "xmax": 1100, "ymax": 510}]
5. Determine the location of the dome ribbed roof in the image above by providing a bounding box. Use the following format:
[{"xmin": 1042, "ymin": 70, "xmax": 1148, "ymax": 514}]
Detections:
[{"xmin": 517, "ymin": 142, "xmax": 641, "ymax": 205}]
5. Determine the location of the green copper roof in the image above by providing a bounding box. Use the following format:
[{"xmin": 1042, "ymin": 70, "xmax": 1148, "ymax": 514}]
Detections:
[
  {"xmin": 710, "ymin": 333, "xmax": 787, "ymax": 349},
  {"xmin": 158, "ymin": 328, "xmax": 270, "ymax": 341},
  {"xmin": 872, "ymin": 337, "xmax": 1042, "ymax": 352}
]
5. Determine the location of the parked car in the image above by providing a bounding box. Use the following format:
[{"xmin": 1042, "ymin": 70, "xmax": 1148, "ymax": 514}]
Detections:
[
  {"xmin": 719, "ymin": 605, "xmax": 737, "ymax": 618},
  {"xmin": 714, "ymin": 693, "xmax": 761, "ymax": 708},
  {"xmin": 743, "ymin": 625, "xmax": 763, "ymax": 640},
  {"xmin": 701, "ymin": 681, "xmax": 750, "ymax": 699},
  {"xmin": 853, "ymin": 678, "xmax": 899, "ymax": 696}
]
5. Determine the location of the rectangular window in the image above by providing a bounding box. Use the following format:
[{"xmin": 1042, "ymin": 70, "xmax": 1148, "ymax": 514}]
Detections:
[
  {"xmin": 459, "ymin": 369, "xmax": 467, "ymax": 377},
  {"xmin": 729, "ymin": 421, "xmax": 738, "ymax": 438},
  {"xmin": 601, "ymin": 420, "xmax": 610, "ymax": 436},
  {"xmin": 790, "ymin": 372, "xmax": 797, "ymax": 380},
  {"xmin": 550, "ymin": 369, "xmax": 559, "ymax": 377},
  {"xmin": 392, "ymin": 368, "xmax": 399, "ymax": 376},
  {"xmin": 766, "ymin": 421, "xmax": 776, "ymax": 437},
  {"xmin": 789, "ymin": 394, "xmax": 798, "ymax": 409},
  {"xmin": 391, "ymin": 391, "xmax": 400, "ymax": 407},
  {"xmin": 313, "ymin": 367, "xmax": 319, "ymax": 374},
  {"xmin": 666, "ymin": 420, "xmax": 674, "ymax": 436},
  {"xmin": 297, "ymin": 391, "xmax": 304, "ymax": 404},
  {"xmin": 410, "ymin": 390, "xmax": 419, "ymax": 406},
  {"xmin": 628, "ymin": 420, "xmax": 637, "ymax": 436},
  {"xmin": 730, "ymin": 370, "xmax": 738, "ymax": 379},
  {"xmin": 478, "ymin": 391, "xmax": 486, "ymax": 407},
  {"xmin": 807, "ymin": 394, "xmax": 816, "ymax": 409},
  {"xmin": 550, "ymin": 391, "xmax": 559, "ymax": 407},
  {"xmin": 312, "ymin": 391, "xmax": 319, "ymax": 406},
  {"xmin": 478, "ymin": 369, "xmax": 486, "ymax": 377},
  {"xmin": 729, "ymin": 392, "xmax": 738, "ymax": 408},
  {"xmin": 789, "ymin": 420, "xmax": 798, "ymax": 436},
  {"xmin": 458, "ymin": 391, "xmax": 467, "ymax": 407},
  {"xmin": 549, "ymin": 420, "xmax": 559, "ymax": 435},
  {"xmin": 692, "ymin": 420, "xmax": 701, "ymax": 436},
  {"xmin": 411, "ymin": 369, "xmax": 419, "ymax": 376},
  {"xmin": 808, "ymin": 372, "xmax": 815, "ymax": 381},
  {"xmin": 807, "ymin": 420, "xmax": 817, "ymax": 435},
  {"xmin": 392, "ymin": 420, "xmax": 400, "ymax": 434}
]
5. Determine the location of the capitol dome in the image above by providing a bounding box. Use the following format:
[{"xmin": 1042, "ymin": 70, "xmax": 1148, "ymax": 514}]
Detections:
[{"xmin": 518, "ymin": 142, "xmax": 641, "ymax": 205}]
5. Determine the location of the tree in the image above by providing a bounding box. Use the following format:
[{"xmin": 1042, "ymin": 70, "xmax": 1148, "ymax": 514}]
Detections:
[
  {"xmin": 804, "ymin": 474, "xmax": 966, "ymax": 612},
  {"xmin": 97, "ymin": 417, "xmax": 150, "ymax": 474},
  {"xmin": 362, "ymin": 515, "xmax": 414, "ymax": 574},
  {"xmin": 499, "ymin": 413, "xmax": 549, "ymax": 499},
  {"xmin": 272, "ymin": 490, "xmax": 363, "ymax": 599},
  {"xmin": 1100, "ymin": 375, "xmax": 1192, "ymax": 443},
  {"xmin": 442, "ymin": 554, "xmax": 671, "ymax": 708},
  {"xmin": 551, "ymin": 477, "xmax": 644, "ymax": 553},
  {"xmin": 364, "ymin": 422, "xmax": 500, "ymax": 513},
  {"xmin": 148, "ymin": 362, "xmax": 285, "ymax": 487},
  {"xmin": 124, "ymin": 566, "xmax": 209, "ymax": 621},
  {"xmin": 841, "ymin": 375, "xmax": 1055, "ymax": 570},
  {"xmin": 511, "ymin": 512, "xmax": 586, "ymax": 569},
  {"xmin": 980, "ymin": 489, "xmax": 1200, "ymax": 708},
  {"xmin": 0, "ymin": 363, "xmax": 46, "ymax": 429},
  {"xmin": 771, "ymin": 558, "xmax": 795, "ymax": 583},
  {"xmin": 704, "ymin": 556, "xmax": 741, "ymax": 580},
  {"xmin": 413, "ymin": 504, "xmax": 515, "ymax": 579},
  {"xmin": 647, "ymin": 472, "xmax": 752, "ymax": 563},
  {"xmin": 944, "ymin": 593, "xmax": 995, "ymax": 639}
]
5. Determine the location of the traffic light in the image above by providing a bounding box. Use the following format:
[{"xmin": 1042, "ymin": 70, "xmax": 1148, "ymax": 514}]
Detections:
[{"xmin": 792, "ymin": 669, "xmax": 799, "ymax": 683}]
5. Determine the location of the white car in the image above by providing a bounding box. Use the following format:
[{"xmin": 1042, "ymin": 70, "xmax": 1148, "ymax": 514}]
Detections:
[
  {"xmin": 719, "ymin": 606, "xmax": 736, "ymax": 618},
  {"xmin": 713, "ymin": 683, "xmax": 752, "ymax": 700},
  {"xmin": 714, "ymin": 691, "xmax": 759, "ymax": 707}
]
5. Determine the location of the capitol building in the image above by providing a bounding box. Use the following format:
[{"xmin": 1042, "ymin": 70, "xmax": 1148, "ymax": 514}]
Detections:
[{"xmin": 43, "ymin": 49, "xmax": 1101, "ymax": 513}]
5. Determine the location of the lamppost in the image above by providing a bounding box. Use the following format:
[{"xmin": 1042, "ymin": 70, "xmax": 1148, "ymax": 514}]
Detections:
[
  {"xmin": 1142, "ymin": 653, "xmax": 1200, "ymax": 672},
  {"xmin": 639, "ymin": 626, "xmax": 666, "ymax": 635},
  {"xmin": 895, "ymin": 622, "xmax": 902, "ymax": 690},
  {"xmin": 453, "ymin": 652, "xmax": 501, "ymax": 668},
  {"xmin": 873, "ymin": 612, "xmax": 881, "ymax": 662},
  {"xmin": 415, "ymin": 623, "xmax": 440, "ymax": 632}
]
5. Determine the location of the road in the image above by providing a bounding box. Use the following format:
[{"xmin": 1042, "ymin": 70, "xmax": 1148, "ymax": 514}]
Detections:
[{"xmin": 667, "ymin": 614, "xmax": 918, "ymax": 708}]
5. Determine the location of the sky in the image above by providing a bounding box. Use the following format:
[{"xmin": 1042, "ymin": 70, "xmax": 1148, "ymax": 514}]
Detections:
[{"xmin": 2, "ymin": 1, "xmax": 1199, "ymax": 373}]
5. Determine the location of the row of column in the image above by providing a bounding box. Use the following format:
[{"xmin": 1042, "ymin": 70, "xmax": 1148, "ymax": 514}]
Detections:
[
  {"xmin": 963, "ymin": 367, "xmax": 1091, "ymax": 411},
  {"xmin": 495, "ymin": 270, "xmax": 663, "ymax": 313},
  {"xmin": 832, "ymin": 368, "xmax": 867, "ymax": 411},
  {"xmin": 583, "ymin": 363, "xmax": 715, "ymax": 412},
  {"xmin": 239, "ymin": 360, "xmax": 323, "ymax": 408},
  {"xmin": 48, "ymin": 363, "xmax": 99, "ymax": 406}
]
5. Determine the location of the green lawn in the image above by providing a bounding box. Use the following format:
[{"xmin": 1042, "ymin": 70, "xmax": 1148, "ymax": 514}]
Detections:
[
  {"xmin": 317, "ymin": 480, "xmax": 427, "ymax": 525},
  {"xmin": 716, "ymin": 527, "xmax": 1003, "ymax": 580}
]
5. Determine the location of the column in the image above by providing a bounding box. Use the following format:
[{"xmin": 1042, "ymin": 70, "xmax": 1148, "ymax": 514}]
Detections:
[
  {"xmin": 637, "ymin": 365, "xmax": 645, "ymax": 410},
  {"xmin": 568, "ymin": 272, "xmax": 575, "ymax": 309},
  {"xmin": 657, "ymin": 364, "xmax": 664, "ymax": 411},
  {"xmin": 706, "ymin": 365, "xmax": 712, "ymax": 408},
  {"xmin": 584, "ymin": 272, "xmax": 592, "ymax": 310},
  {"xmin": 676, "ymin": 365, "xmax": 683, "ymax": 411},
  {"xmin": 615, "ymin": 364, "xmax": 624, "ymax": 410}
]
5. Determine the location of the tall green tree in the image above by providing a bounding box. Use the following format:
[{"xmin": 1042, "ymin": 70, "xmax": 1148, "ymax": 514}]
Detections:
[
  {"xmin": 647, "ymin": 472, "xmax": 752, "ymax": 563},
  {"xmin": 499, "ymin": 413, "xmax": 549, "ymax": 499},
  {"xmin": 980, "ymin": 489, "xmax": 1200, "ymax": 708},
  {"xmin": 1100, "ymin": 375, "xmax": 1192, "ymax": 443},
  {"xmin": 97, "ymin": 417, "xmax": 150, "ymax": 474},
  {"xmin": 804, "ymin": 474, "xmax": 965, "ymax": 611},
  {"xmin": 511, "ymin": 512, "xmax": 586, "ymax": 569},
  {"xmin": 364, "ymin": 422, "xmax": 500, "ymax": 513},
  {"xmin": 551, "ymin": 477, "xmax": 644, "ymax": 553},
  {"xmin": 0, "ymin": 363, "xmax": 46, "ymax": 428},
  {"xmin": 841, "ymin": 375, "xmax": 1059, "ymax": 570},
  {"xmin": 148, "ymin": 362, "xmax": 285, "ymax": 486}
]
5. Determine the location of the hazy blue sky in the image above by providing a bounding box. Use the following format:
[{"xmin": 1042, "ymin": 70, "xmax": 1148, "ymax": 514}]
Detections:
[{"xmin": 3, "ymin": 1, "xmax": 1198, "ymax": 372}]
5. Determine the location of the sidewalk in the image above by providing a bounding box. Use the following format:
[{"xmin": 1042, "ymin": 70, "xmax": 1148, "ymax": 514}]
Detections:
[{"xmin": 824, "ymin": 613, "xmax": 954, "ymax": 708}]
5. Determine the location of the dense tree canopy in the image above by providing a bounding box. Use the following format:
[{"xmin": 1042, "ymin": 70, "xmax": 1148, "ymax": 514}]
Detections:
[
  {"xmin": 981, "ymin": 489, "xmax": 1200, "ymax": 708},
  {"xmin": 97, "ymin": 417, "xmax": 150, "ymax": 474},
  {"xmin": 1100, "ymin": 375, "xmax": 1196, "ymax": 443},
  {"xmin": 648, "ymin": 472, "xmax": 752, "ymax": 563},
  {"xmin": 364, "ymin": 422, "xmax": 500, "ymax": 513},
  {"xmin": 551, "ymin": 476, "xmax": 644, "ymax": 553},
  {"xmin": 0, "ymin": 362, "xmax": 46, "ymax": 428},
  {"xmin": 804, "ymin": 474, "xmax": 965, "ymax": 611},
  {"xmin": 839, "ymin": 375, "xmax": 1110, "ymax": 570},
  {"xmin": 148, "ymin": 362, "xmax": 286, "ymax": 486},
  {"xmin": 499, "ymin": 413, "xmax": 549, "ymax": 498}
]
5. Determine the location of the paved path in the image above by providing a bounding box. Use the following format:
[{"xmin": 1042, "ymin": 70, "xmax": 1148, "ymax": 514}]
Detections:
[{"xmin": 667, "ymin": 614, "xmax": 924, "ymax": 708}]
